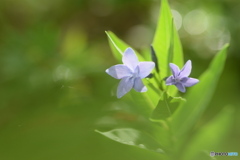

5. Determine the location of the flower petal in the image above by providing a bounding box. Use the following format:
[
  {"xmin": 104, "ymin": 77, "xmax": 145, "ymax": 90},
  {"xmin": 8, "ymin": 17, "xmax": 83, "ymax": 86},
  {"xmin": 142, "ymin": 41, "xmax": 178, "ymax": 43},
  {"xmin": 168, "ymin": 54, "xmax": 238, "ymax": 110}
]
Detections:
[
  {"xmin": 117, "ymin": 77, "xmax": 134, "ymax": 98},
  {"xmin": 175, "ymin": 83, "xmax": 186, "ymax": 92},
  {"xmin": 169, "ymin": 63, "xmax": 180, "ymax": 78},
  {"xmin": 182, "ymin": 78, "xmax": 199, "ymax": 87},
  {"xmin": 165, "ymin": 75, "xmax": 175, "ymax": 85},
  {"xmin": 133, "ymin": 77, "xmax": 147, "ymax": 92},
  {"xmin": 122, "ymin": 48, "xmax": 139, "ymax": 71},
  {"xmin": 179, "ymin": 60, "xmax": 192, "ymax": 78},
  {"xmin": 138, "ymin": 62, "xmax": 155, "ymax": 78},
  {"xmin": 106, "ymin": 64, "xmax": 132, "ymax": 79}
]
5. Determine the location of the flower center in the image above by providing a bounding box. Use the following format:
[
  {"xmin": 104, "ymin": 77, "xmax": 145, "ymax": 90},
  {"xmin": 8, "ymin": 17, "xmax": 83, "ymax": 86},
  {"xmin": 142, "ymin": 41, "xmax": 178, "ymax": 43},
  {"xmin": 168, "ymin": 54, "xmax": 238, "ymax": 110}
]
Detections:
[
  {"xmin": 174, "ymin": 78, "xmax": 181, "ymax": 83},
  {"xmin": 132, "ymin": 66, "xmax": 140, "ymax": 78}
]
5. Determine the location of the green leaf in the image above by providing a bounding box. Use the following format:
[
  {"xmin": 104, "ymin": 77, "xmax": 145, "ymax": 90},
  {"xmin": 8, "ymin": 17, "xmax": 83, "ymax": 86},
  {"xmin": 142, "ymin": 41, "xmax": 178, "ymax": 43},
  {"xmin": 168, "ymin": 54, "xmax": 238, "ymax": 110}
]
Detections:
[
  {"xmin": 152, "ymin": 0, "xmax": 184, "ymax": 93},
  {"xmin": 150, "ymin": 92, "xmax": 185, "ymax": 121},
  {"xmin": 182, "ymin": 107, "xmax": 234, "ymax": 160},
  {"xmin": 95, "ymin": 128, "xmax": 165, "ymax": 154},
  {"xmin": 171, "ymin": 44, "xmax": 229, "ymax": 139},
  {"xmin": 105, "ymin": 31, "xmax": 144, "ymax": 62}
]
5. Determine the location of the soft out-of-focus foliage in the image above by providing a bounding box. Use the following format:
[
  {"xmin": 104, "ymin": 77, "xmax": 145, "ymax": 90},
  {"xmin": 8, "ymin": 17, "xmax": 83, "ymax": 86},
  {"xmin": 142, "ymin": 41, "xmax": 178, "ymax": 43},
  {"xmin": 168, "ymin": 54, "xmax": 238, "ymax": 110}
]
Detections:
[
  {"xmin": 0, "ymin": 0, "xmax": 239, "ymax": 160},
  {"xmin": 99, "ymin": 1, "xmax": 232, "ymax": 159}
]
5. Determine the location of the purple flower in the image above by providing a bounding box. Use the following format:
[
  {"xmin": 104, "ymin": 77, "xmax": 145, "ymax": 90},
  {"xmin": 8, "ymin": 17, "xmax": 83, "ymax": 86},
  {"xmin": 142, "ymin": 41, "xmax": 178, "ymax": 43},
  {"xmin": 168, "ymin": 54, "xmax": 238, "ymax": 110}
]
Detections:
[
  {"xmin": 106, "ymin": 48, "xmax": 155, "ymax": 98},
  {"xmin": 166, "ymin": 60, "xmax": 199, "ymax": 92}
]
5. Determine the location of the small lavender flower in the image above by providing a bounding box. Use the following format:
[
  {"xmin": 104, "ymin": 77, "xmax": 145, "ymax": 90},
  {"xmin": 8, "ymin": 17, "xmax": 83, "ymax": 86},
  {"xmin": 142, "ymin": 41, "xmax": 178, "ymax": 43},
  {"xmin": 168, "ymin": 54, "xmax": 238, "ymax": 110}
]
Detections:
[
  {"xmin": 106, "ymin": 47, "xmax": 155, "ymax": 98},
  {"xmin": 166, "ymin": 60, "xmax": 199, "ymax": 92}
]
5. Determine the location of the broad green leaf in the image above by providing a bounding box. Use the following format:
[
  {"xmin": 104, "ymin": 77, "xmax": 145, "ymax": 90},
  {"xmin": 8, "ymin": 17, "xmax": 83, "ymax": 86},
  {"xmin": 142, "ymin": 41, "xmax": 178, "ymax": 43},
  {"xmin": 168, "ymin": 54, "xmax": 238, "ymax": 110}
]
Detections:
[
  {"xmin": 172, "ymin": 26, "xmax": 183, "ymax": 67},
  {"xmin": 95, "ymin": 128, "xmax": 165, "ymax": 154},
  {"xmin": 152, "ymin": 0, "xmax": 183, "ymax": 91},
  {"xmin": 105, "ymin": 31, "xmax": 144, "ymax": 62},
  {"xmin": 171, "ymin": 44, "xmax": 229, "ymax": 138},
  {"xmin": 182, "ymin": 107, "xmax": 234, "ymax": 160},
  {"xmin": 150, "ymin": 92, "xmax": 185, "ymax": 120},
  {"xmin": 152, "ymin": 0, "xmax": 172, "ymax": 77}
]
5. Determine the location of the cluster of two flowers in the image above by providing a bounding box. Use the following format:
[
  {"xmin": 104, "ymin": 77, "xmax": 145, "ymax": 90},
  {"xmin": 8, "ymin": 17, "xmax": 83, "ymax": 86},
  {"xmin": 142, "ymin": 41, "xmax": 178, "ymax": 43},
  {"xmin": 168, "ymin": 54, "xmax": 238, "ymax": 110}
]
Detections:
[{"xmin": 106, "ymin": 48, "xmax": 199, "ymax": 98}]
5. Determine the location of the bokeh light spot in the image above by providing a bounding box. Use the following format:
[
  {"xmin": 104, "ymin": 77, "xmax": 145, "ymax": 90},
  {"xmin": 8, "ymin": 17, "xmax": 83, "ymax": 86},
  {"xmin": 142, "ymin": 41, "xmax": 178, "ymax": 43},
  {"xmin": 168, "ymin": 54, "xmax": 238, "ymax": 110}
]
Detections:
[
  {"xmin": 183, "ymin": 9, "xmax": 208, "ymax": 35},
  {"xmin": 171, "ymin": 9, "xmax": 182, "ymax": 30}
]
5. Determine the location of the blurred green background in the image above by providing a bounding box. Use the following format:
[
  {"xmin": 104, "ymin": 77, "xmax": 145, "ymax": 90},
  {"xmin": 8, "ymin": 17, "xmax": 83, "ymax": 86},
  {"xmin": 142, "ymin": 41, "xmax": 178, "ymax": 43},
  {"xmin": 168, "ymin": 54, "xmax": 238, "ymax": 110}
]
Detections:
[{"xmin": 0, "ymin": 0, "xmax": 239, "ymax": 159}]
